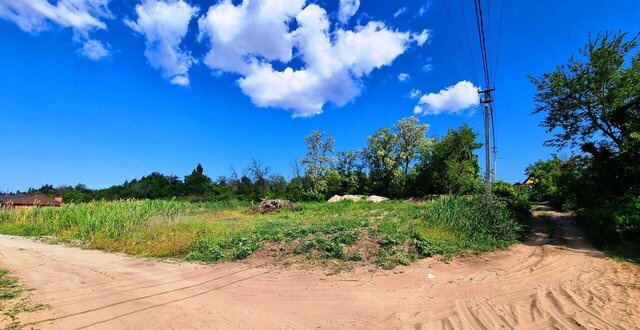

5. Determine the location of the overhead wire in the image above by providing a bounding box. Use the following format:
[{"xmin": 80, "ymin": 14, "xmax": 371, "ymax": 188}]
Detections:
[
  {"xmin": 472, "ymin": 0, "xmax": 491, "ymax": 89},
  {"xmin": 442, "ymin": 0, "xmax": 478, "ymax": 84},
  {"xmin": 492, "ymin": 0, "xmax": 506, "ymax": 84},
  {"xmin": 458, "ymin": 0, "xmax": 479, "ymax": 83}
]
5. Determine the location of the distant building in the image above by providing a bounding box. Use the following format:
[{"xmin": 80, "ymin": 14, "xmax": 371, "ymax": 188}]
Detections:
[
  {"xmin": 514, "ymin": 175, "xmax": 537, "ymax": 189},
  {"xmin": 0, "ymin": 194, "xmax": 62, "ymax": 210}
]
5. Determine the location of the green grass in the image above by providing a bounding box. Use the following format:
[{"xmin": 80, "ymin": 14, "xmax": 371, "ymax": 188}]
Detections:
[
  {"xmin": 0, "ymin": 270, "xmax": 19, "ymax": 301},
  {"xmin": 0, "ymin": 197, "xmax": 524, "ymax": 269}
]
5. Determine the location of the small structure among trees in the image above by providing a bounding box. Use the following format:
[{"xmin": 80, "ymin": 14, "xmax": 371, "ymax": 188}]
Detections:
[{"xmin": 0, "ymin": 194, "xmax": 62, "ymax": 210}]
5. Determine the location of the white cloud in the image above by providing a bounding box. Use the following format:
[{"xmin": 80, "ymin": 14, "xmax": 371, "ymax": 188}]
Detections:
[
  {"xmin": 409, "ymin": 89, "xmax": 422, "ymax": 99},
  {"xmin": 417, "ymin": 3, "xmax": 430, "ymax": 17},
  {"xmin": 0, "ymin": 0, "xmax": 112, "ymax": 59},
  {"xmin": 397, "ymin": 73, "xmax": 410, "ymax": 82},
  {"xmin": 125, "ymin": 0, "xmax": 199, "ymax": 86},
  {"xmin": 0, "ymin": 0, "xmax": 111, "ymax": 34},
  {"xmin": 422, "ymin": 63, "xmax": 433, "ymax": 72},
  {"xmin": 393, "ymin": 7, "xmax": 407, "ymax": 18},
  {"xmin": 198, "ymin": 0, "xmax": 305, "ymax": 75},
  {"xmin": 334, "ymin": 22, "xmax": 410, "ymax": 78},
  {"xmin": 338, "ymin": 0, "xmax": 360, "ymax": 24},
  {"xmin": 78, "ymin": 39, "xmax": 110, "ymax": 60},
  {"xmin": 415, "ymin": 80, "xmax": 479, "ymax": 115},
  {"xmin": 412, "ymin": 29, "xmax": 429, "ymax": 46},
  {"xmin": 198, "ymin": 1, "xmax": 418, "ymax": 117}
]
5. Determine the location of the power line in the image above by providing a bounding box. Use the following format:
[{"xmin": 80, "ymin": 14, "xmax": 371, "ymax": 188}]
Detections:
[
  {"xmin": 473, "ymin": 0, "xmax": 496, "ymax": 193},
  {"xmin": 458, "ymin": 0, "xmax": 479, "ymax": 83},
  {"xmin": 472, "ymin": 0, "xmax": 491, "ymax": 89},
  {"xmin": 492, "ymin": 0, "xmax": 506, "ymax": 84},
  {"xmin": 442, "ymin": 0, "xmax": 478, "ymax": 83}
]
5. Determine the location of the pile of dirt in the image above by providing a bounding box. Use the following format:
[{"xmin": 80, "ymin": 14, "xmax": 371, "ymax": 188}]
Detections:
[
  {"xmin": 254, "ymin": 199, "xmax": 295, "ymax": 213},
  {"xmin": 327, "ymin": 195, "xmax": 389, "ymax": 203}
]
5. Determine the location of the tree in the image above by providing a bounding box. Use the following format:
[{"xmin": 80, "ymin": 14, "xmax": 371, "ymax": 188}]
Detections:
[
  {"xmin": 525, "ymin": 155, "xmax": 566, "ymax": 203},
  {"xmin": 301, "ymin": 130, "xmax": 335, "ymax": 199},
  {"xmin": 395, "ymin": 116, "xmax": 429, "ymax": 196},
  {"xmin": 184, "ymin": 163, "xmax": 212, "ymax": 196},
  {"xmin": 362, "ymin": 128, "xmax": 399, "ymax": 197},
  {"xmin": 529, "ymin": 32, "xmax": 640, "ymax": 159},
  {"xmin": 419, "ymin": 124, "xmax": 482, "ymax": 195},
  {"xmin": 529, "ymin": 31, "xmax": 640, "ymax": 246},
  {"xmin": 246, "ymin": 159, "xmax": 270, "ymax": 198},
  {"xmin": 334, "ymin": 150, "xmax": 367, "ymax": 195}
]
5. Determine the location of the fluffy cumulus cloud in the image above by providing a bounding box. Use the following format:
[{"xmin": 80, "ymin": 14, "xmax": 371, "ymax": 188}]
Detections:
[
  {"xmin": 338, "ymin": 0, "xmax": 360, "ymax": 24},
  {"xmin": 0, "ymin": 0, "xmax": 112, "ymax": 59},
  {"xmin": 397, "ymin": 73, "xmax": 410, "ymax": 82},
  {"xmin": 125, "ymin": 0, "xmax": 199, "ymax": 86},
  {"xmin": 199, "ymin": 0, "xmax": 424, "ymax": 117},
  {"xmin": 2, "ymin": 0, "xmax": 427, "ymax": 116},
  {"xmin": 414, "ymin": 80, "xmax": 479, "ymax": 115}
]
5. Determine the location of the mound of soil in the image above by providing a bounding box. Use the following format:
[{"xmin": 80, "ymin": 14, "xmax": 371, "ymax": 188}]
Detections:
[
  {"xmin": 327, "ymin": 195, "xmax": 389, "ymax": 203},
  {"xmin": 254, "ymin": 199, "xmax": 295, "ymax": 213}
]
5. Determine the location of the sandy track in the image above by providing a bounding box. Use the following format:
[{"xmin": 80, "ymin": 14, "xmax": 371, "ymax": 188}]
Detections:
[{"xmin": 1, "ymin": 207, "xmax": 639, "ymax": 329}]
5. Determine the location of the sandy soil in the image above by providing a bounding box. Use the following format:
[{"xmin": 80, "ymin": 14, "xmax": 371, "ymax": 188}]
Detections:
[{"xmin": 0, "ymin": 206, "xmax": 639, "ymax": 329}]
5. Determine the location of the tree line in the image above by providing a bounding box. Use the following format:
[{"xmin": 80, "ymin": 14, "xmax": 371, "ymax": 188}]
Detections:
[
  {"xmin": 525, "ymin": 31, "xmax": 639, "ymax": 253},
  {"xmin": 21, "ymin": 118, "xmax": 485, "ymax": 203}
]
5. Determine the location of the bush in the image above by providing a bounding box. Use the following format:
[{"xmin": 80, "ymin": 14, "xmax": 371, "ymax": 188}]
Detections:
[
  {"xmin": 613, "ymin": 195, "xmax": 640, "ymax": 240},
  {"xmin": 229, "ymin": 236, "xmax": 260, "ymax": 260},
  {"xmin": 187, "ymin": 238, "xmax": 223, "ymax": 262}
]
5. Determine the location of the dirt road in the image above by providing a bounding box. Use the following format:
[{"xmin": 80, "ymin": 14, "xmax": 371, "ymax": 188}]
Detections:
[{"xmin": 1, "ymin": 207, "xmax": 638, "ymax": 329}]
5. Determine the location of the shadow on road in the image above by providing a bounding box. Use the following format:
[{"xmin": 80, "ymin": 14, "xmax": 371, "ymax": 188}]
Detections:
[{"xmin": 523, "ymin": 203, "xmax": 605, "ymax": 258}]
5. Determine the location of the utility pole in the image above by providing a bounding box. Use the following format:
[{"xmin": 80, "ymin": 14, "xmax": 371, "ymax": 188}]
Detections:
[{"xmin": 479, "ymin": 88, "xmax": 494, "ymax": 194}]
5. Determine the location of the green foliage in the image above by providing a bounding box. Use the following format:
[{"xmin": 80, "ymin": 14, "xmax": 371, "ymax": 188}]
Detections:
[
  {"xmin": 187, "ymin": 237, "xmax": 224, "ymax": 263},
  {"xmin": 613, "ymin": 196, "xmax": 640, "ymax": 240},
  {"xmin": 417, "ymin": 124, "xmax": 483, "ymax": 195},
  {"xmin": 0, "ymin": 269, "xmax": 19, "ymax": 300},
  {"xmin": 19, "ymin": 116, "xmax": 486, "ymax": 203},
  {"xmin": 301, "ymin": 129, "xmax": 335, "ymax": 200},
  {"xmin": 395, "ymin": 116, "xmax": 430, "ymax": 196},
  {"xmin": 530, "ymin": 32, "xmax": 640, "ymax": 154},
  {"xmin": 493, "ymin": 180, "xmax": 531, "ymax": 222},
  {"xmin": 332, "ymin": 151, "xmax": 367, "ymax": 195},
  {"xmin": 525, "ymin": 155, "xmax": 566, "ymax": 204},
  {"xmin": 229, "ymin": 236, "xmax": 261, "ymax": 260},
  {"xmin": 529, "ymin": 31, "xmax": 640, "ymax": 257},
  {"xmin": 362, "ymin": 128, "xmax": 400, "ymax": 197},
  {"xmin": 0, "ymin": 197, "xmax": 523, "ymax": 268}
]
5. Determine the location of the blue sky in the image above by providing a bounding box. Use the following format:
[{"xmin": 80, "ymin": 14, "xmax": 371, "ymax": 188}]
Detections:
[{"xmin": 1, "ymin": 0, "xmax": 638, "ymax": 192}]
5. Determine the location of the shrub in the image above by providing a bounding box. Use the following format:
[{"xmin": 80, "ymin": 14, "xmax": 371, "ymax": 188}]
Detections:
[
  {"xmin": 613, "ymin": 195, "xmax": 640, "ymax": 240},
  {"xmin": 187, "ymin": 238, "xmax": 223, "ymax": 262},
  {"xmin": 229, "ymin": 236, "xmax": 260, "ymax": 260}
]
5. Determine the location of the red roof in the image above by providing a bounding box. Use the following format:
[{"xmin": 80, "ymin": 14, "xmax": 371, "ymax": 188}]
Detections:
[{"xmin": 0, "ymin": 195, "xmax": 61, "ymax": 206}]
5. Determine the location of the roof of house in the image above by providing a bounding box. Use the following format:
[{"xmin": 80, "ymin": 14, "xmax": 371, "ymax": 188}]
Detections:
[{"xmin": 0, "ymin": 194, "xmax": 61, "ymax": 206}]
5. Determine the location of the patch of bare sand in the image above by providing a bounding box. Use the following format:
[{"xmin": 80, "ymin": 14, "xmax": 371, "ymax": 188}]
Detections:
[{"xmin": 0, "ymin": 207, "xmax": 638, "ymax": 329}]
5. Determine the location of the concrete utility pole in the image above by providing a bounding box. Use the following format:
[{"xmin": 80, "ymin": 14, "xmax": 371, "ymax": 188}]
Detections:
[{"xmin": 479, "ymin": 88, "xmax": 494, "ymax": 194}]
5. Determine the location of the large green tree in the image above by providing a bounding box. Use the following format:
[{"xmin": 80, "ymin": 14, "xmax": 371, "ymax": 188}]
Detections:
[
  {"xmin": 419, "ymin": 124, "xmax": 482, "ymax": 195},
  {"xmin": 301, "ymin": 130, "xmax": 335, "ymax": 200},
  {"xmin": 362, "ymin": 128, "xmax": 399, "ymax": 197},
  {"xmin": 332, "ymin": 150, "xmax": 367, "ymax": 195},
  {"xmin": 184, "ymin": 164, "xmax": 213, "ymax": 196},
  {"xmin": 395, "ymin": 116, "xmax": 429, "ymax": 196},
  {"xmin": 529, "ymin": 31, "xmax": 640, "ymax": 244},
  {"xmin": 530, "ymin": 32, "xmax": 640, "ymax": 162}
]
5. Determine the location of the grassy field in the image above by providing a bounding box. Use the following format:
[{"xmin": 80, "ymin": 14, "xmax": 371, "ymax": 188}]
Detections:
[{"xmin": 0, "ymin": 197, "xmax": 524, "ymax": 269}]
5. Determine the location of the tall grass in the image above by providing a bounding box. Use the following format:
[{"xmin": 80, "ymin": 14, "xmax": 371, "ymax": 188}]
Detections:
[{"xmin": 0, "ymin": 197, "xmax": 524, "ymax": 268}]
